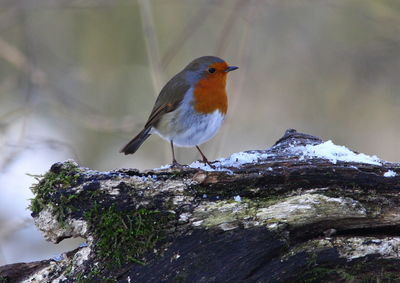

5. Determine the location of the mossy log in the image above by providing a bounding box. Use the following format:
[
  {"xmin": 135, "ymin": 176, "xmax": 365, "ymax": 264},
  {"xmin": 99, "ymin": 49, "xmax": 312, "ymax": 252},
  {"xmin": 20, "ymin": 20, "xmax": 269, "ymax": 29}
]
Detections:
[{"xmin": 1, "ymin": 129, "xmax": 400, "ymax": 282}]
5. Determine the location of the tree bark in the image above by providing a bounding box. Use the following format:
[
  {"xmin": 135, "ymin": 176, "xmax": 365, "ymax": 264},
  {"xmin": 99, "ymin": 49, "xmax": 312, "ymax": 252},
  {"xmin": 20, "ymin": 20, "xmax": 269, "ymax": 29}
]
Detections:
[{"xmin": 1, "ymin": 129, "xmax": 400, "ymax": 282}]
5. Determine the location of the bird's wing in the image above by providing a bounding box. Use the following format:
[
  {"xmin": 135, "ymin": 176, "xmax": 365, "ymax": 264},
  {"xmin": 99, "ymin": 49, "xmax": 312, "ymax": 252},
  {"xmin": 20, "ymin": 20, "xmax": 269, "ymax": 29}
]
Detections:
[{"xmin": 145, "ymin": 72, "xmax": 190, "ymax": 128}]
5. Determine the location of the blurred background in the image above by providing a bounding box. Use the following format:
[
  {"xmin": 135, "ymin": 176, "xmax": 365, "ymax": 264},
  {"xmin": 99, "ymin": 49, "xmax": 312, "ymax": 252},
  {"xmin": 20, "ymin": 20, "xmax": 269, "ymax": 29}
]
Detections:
[{"xmin": 1, "ymin": 0, "xmax": 399, "ymax": 265}]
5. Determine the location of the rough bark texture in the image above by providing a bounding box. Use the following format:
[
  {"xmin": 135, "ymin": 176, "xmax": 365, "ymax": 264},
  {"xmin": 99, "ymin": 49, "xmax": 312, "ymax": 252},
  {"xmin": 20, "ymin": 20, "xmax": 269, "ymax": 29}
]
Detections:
[{"xmin": 1, "ymin": 129, "xmax": 400, "ymax": 283}]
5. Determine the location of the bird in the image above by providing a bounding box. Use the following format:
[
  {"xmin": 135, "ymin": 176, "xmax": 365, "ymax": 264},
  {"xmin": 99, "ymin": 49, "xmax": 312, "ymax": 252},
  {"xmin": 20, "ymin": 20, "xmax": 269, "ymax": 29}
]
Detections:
[{"xmin": 120, "ymin": 56, "xmax": 238, "ymax": 167}]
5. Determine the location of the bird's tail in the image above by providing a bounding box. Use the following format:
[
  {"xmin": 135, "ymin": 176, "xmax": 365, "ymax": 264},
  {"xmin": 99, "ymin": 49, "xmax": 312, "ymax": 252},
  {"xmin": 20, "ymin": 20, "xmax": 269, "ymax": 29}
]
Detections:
[{"xmin": 120, "ymin": 127, "xmax": 152, "ymax": 155}]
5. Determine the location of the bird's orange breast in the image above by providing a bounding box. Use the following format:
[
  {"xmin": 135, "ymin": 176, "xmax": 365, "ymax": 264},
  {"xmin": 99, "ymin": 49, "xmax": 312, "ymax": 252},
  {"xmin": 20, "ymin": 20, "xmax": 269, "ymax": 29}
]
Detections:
[{"xmin": 193, "ymin": 62, "xmax": 228, "ymax": 114}]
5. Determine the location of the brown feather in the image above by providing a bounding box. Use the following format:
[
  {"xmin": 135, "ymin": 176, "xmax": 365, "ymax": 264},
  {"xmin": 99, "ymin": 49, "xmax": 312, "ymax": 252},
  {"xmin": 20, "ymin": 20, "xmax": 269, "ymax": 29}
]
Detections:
[
  {"xmin": 121, "ymin": 72, "xmax": 190, "ymax": 155},
  {"xmin": 145, "ymin": 72, "xmax": 190, "ymax": 128},
  {"xmin": 120, "ymin": 127, "xmax": 151, "ymax": 154}
]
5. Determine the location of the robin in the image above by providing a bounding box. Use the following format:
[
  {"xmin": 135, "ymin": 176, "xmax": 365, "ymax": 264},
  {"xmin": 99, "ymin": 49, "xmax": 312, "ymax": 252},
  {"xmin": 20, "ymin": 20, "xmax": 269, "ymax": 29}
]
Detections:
[{"xmin": 120, "ymin": 56, "xmax": 238, "ymax": 166}]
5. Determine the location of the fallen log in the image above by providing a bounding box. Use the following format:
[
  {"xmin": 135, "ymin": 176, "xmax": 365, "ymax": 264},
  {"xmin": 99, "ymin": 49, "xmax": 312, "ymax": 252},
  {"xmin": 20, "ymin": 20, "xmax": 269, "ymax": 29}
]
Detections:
[{"xmin": 1, "ymin": 129, "xmax": 399, "ymax": 282}]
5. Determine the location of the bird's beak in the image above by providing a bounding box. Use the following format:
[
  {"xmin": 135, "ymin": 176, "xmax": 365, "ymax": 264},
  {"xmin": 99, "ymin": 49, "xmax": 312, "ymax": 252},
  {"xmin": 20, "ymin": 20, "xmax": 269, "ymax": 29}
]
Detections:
[{"xmin": 225, "ymin": 66, "xmax": 239, "ymax": 72}]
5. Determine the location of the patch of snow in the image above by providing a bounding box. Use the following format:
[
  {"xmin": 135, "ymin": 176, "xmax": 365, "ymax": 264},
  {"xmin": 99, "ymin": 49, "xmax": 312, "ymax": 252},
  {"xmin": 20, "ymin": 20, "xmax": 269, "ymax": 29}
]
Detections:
[
  {"xmin": 192, "ymin": 220, "xmax": 203, "ymax": 226},
  {"xmin": 188, "ymin": 161, "xmax": 227, "ymax": 172},
  {"xmin": 179, "ymin": 212, "xmax": 191, "ymax": 222},
  {"xmin": 109, "ymin": 188, "xmax": 120, "ymax": 195},
  {"xmin": 189, "ymin": 151, "xmax": 270, "ymax": 171},
  {"xmin": 384, "ymin": 170, "xmax": 397, "ymax": 177},
  {"xmin": 202, "ymin": 194, "xmax": 208, "ymax": 198},
  {"xmin": 234, "ymin": 195, "xmax": 242, "ymax": 202},
  {"xmin": 155, "ymin": 164, "xmax": 172, "ymax": 170},
  {"xmin": 291, "ymin": 140, "xmax": 381, "ymax": 165},
  {"xmin": 218, "ymin": 151, "xmax": 270, "ymax": 167},
  {"xmin": 154, "ymin": 151, "xmax": 270, "ymax": 172},
  {"xmin": 79, "ymin": 242, "xmax": 88, "ymax": 248},
  {"xmin": 52, "ymin": 253, "xmax": 65, "ymax": 262},
  {"xmin": 133, "ymin": 175, "xmax": 153, "ymax": 182}
]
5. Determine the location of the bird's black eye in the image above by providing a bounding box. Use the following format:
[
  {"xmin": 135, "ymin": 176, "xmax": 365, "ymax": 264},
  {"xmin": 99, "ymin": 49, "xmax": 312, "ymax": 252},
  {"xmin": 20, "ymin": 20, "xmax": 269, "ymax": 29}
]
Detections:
[{"xmin": 208, "ymin": 68, "xmax": 216, "ymax": 73}]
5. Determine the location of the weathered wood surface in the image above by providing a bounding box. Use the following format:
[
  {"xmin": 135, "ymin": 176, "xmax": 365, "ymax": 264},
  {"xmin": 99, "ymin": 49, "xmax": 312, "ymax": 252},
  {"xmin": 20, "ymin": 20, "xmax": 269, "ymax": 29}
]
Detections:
[{"xmin": 1, "ymin": 129, "xmax": 400, "ymax": 282}]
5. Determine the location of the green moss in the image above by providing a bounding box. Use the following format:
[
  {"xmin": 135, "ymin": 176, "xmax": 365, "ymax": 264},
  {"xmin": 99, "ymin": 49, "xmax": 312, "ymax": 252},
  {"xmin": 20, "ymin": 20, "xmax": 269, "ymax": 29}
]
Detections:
[
  {"xmin": 75, "ymin": 272, "xmax": 86, "ymax": 282},
  {"xmin": 299, "ymin": 265, "xmax": 400, "ymax": 283},
  {"xmin": 88, "ymin": 188, "xmax": 103, "ymax": 199},
  {"xmin": 174, "ymin": 273, "xmax": 187, "ymax": 283},
  {"xmin": 28, "ymin": 161, "xmax": 81, "ymax": 223},
  {"xmin": 299, "ymin": 251, "xmax": 340, "ymax": 282},
  {"xmin": 345, "ymin": 260, "xmax": 400, "ymax": 283},
  {"xmin": 289, "ymin": 240, "xmax": 334, "ymax": 258},
  {"xmin": 300, "ymin": 257, "xmax": 400, "ymax": 283},
  {"xmin": 76, "ymin": 266, "xmax": 117, "ymax": 283},
  {"xmin": 300, "ymin": 266, "xmax": 338, "ymax": 283},
  {"xmin": 69, "ymin": 203, "xmax": 173, "ymax": 281},
  {"xmin": 64, "ymin": 262, "xmax": 73, "ymax": 277},
  {"xmin": 169, "ymin": 170, "xmax": 188, "ymax": 178},
  {"xmin": 85, "ymin": 203, "xmax": 172, "ymax": 268},
  {"xmin": 245, "ymin": 195, "xmax": 286, "ymax": 208}
]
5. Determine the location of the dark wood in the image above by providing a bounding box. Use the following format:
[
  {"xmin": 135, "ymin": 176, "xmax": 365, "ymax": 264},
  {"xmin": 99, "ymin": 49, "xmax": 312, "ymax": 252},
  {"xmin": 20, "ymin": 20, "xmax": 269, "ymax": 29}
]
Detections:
[{"xmin": 1, "ymin": 129, "xmax": 399, "ymax": 282}]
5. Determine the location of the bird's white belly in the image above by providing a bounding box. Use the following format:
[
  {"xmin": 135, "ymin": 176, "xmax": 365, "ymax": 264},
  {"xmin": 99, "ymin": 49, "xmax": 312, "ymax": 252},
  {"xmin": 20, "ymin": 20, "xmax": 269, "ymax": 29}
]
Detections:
[{"xmin": 152, "ymin": 109, "xmax": 225, "ymax": 147}]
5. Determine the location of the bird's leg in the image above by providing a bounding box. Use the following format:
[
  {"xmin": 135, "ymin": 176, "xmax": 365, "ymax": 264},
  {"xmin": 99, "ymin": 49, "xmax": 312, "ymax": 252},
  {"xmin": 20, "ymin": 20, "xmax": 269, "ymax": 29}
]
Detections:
[
  {"xmin": 170, "ymin": 140, "xmax": 182, "ymax": 167},
  {"xmin": 196, "ymin": 146, "xmax": 215, "ymax": 168}
]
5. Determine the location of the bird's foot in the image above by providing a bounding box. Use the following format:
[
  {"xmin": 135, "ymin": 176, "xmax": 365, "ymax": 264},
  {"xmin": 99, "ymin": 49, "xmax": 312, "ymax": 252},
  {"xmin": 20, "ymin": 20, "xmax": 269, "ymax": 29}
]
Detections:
[
  {"xmin": 171, "ymin": 159, "xmax": 186, "ymax": 169},
  {"xmin": 195, "ymin": 146, "xmax": 215, "ymax": 169},
  {"xmin": 201, "ymin": 157, "xmax": 215, "ymax": 169}
]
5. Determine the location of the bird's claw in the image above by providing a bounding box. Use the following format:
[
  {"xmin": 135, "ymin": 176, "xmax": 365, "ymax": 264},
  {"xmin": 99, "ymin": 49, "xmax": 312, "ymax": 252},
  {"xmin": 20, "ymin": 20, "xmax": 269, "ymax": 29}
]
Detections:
[
  {"xmin": 202, "ymin": 158, "xmax": 215, "ymax": 169},
  {"xmin": 171, "ymin": 160, "xmax": 186, "ymax": 169}
]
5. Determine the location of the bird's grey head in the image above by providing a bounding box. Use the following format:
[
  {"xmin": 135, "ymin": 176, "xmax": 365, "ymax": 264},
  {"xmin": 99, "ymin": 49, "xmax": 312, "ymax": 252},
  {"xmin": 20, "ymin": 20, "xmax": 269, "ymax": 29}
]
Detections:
[{"xmin": 182, "ymin": 56, "xmax": 238, "ymax": 84}]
